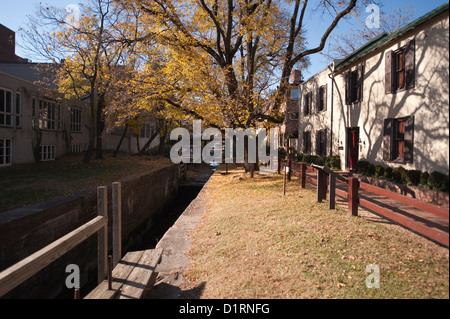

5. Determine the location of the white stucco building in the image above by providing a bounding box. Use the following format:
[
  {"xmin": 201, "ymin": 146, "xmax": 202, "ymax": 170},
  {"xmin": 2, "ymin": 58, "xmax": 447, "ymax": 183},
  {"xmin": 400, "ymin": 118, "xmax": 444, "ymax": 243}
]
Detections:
[{"xmin": 289, "ymin": 2, "xmax": 449, "ymax": 175}]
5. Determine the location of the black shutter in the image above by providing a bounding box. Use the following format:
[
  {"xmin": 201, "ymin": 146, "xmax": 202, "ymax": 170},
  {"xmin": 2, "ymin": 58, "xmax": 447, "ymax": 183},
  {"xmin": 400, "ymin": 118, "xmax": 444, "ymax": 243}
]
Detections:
[
  {"xmin": 323, "ymin": 84, "xmax": 328, "ymax": 112},
  {"xmin": 383, "ymin": 118, "xmax": 393, "ymax": 161},
  {"xmin": 345, "ymin": 72, "xmax": 351, "ymax": 105},
  {"xmin": 357, "ymin": 64, "xmax": 364, "ymax": 102},
  {"xmin": 405, "ymin": 39, "xmax": 415, "ymax": 90},
  {"xmin": 303, "ymin": 94, "xmax": 307, "ymax": 116},
  {"xmin": 316, "ymin": 88, "xmax": 320, "ymax": 113},
  {"xmin": 404, "ymin": 116, "xmax": 414, "ymax": 163},
  {"xmin": 385, "ymin": 51, "xmax": 394, "ymax": 94},
  {"xmin": 323, "ymin": 129, "xmax": 327, "ymax": 156}
]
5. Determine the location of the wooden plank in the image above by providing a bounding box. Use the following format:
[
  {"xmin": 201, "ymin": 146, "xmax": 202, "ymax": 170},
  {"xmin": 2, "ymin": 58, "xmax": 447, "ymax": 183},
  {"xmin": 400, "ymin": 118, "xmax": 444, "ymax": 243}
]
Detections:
[
  {"xmin": 84, "ymin": 250, "xmax": 144, "ymax": 299},
  {"xmin": 97, "ymin": 186, "xmax": 108, "ymax": 284},
  {"xmin": 0, "ymin": 216, "xmax": 107, "ymax": 298},
  {"xmin": 359, "ymin": 198, "xmax": 449, "ymax": 247},
  {"xmin": 359, "ymin": 181, "xmax": 449, "ymax": 219},
  {"xmin": 112, "ymin": 182, "xmax": 122, "ymax": 268},
  {"xmin": 117, "ymin": 248, "xmax": 163, "ymax": 299},
  {"xmin": 329, "ymin": 174, "xmax": 336, "ymax": 210}
]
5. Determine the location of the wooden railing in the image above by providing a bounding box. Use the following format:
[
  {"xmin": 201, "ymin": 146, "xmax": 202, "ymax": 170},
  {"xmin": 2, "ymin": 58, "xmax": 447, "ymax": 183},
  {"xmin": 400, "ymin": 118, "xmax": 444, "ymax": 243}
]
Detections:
[
  {"xmin": 0, "ymin": 186, "xmax": 112, "ymax": 298},
  {"xmin": 278, "ymin": 157, "xmax": 449, "ymax": 246}
]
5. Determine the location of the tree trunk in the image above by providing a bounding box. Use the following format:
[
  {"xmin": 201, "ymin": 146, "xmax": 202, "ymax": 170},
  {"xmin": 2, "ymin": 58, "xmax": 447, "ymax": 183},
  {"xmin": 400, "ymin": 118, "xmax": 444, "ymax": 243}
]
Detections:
[
  {"xmin": 82, "ymin": 87, "xmax": 96, "ymax": 164},
  {"xmin": 158, "ymin": 124, "xmax": 168, "ymax": 155},
  {"xmin": 112, "ymin": 124, "xmax": 128, "ymax": 157},
  {"xmin": 95, "ymin": 95, "xmax": 105, "ymax": 160},
  {"xmin": 139, "ymin": 128, "xmax": 161, "ymax": 155}
]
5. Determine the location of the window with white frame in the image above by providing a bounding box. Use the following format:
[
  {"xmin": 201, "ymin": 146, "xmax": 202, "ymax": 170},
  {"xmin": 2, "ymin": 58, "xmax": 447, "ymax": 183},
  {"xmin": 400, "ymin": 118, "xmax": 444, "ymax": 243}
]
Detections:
[
  {"xmin": 40, "ymin": 145, "xmax": 56, "ymax": 161},
  {"xmin": 70, "ymin": 107, "xmax": 82, "ymax": 132},
  {"xmin": 0, "ymin": 88, "xmax": 13, "ymax": 127},
  {"xmin": 38, "ymin": 100, "xmax": 60, "ymax": 130},
  {"xmin": 15, "ymin": 92, "xmax": 22, "ymax": 127},
  {"xmin": 0, "ymin": 138, "xmax": 12, "ymax": 167},
  {"xmin": 70, "ymin": 144, "xmax": 82, "ymax": 153}
]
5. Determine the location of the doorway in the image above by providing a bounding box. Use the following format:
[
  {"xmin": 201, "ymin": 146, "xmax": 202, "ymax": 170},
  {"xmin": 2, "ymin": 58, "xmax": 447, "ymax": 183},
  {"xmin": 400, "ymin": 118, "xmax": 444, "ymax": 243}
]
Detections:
[{"xmin": 346, "ymin": 127, "xmax": 359, "ymax": 171}]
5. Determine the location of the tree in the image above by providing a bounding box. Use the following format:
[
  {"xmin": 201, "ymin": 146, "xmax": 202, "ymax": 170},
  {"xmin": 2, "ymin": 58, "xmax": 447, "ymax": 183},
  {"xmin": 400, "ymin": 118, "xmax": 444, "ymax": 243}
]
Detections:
[
  {"xmin": 21, "ymin": 0, "xmax": 141, "ymax": 163},
  {"xmin": 325, "ymin": 5, "xmax": 416, "ymax": 59},
  {"xmin": 118, "ymin": 0, "xmax": 361, "ymax": 175}
]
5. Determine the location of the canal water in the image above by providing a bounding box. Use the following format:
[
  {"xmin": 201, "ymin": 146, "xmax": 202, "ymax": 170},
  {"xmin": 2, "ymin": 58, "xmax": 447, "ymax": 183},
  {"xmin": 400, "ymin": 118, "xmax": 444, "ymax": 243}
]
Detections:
[
  {"xmin": 130, "ymin": 162, "xmax": 215, "ymax": 251},
  {"xmin": 58, "ymin": 163, "xmax": 215, "ymax": 299}
]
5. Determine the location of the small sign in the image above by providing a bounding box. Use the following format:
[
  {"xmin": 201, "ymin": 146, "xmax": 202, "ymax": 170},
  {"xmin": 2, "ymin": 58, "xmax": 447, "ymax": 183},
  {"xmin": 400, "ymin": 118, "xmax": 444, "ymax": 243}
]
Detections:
[{"xmin": 285, "ymin": 167, "xmax": 289, "ymax": 173}]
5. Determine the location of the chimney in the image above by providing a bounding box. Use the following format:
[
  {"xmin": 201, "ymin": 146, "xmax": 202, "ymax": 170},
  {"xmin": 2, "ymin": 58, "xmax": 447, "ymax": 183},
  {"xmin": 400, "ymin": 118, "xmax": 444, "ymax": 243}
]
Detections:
[
  {"xmin": 0, "ymin": 24, "xmax": 27, "ymax": 63},
  {"xmin": 290, "ymin": 69, "xmax": 302, "ymax": 85}
]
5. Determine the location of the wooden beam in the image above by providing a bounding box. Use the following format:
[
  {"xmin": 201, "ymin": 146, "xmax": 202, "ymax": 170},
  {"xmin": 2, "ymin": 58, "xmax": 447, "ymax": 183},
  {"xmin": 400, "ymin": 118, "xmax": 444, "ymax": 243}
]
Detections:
[
  {"xmin": 97, "ymin": 186, "xmax": 108, "ymax": 284},
  {"xmin": 348, "ymin": 177, "xmax": 359, "ymax": 216},
  {"xmin": 0, "ymin": 216, "xmax": 107, "ymax": 298},
  {"xmin": 359, "ymin": 181, "xmax": 449, "ymax": 219},
  {"xmin": 112, "ymin": 182, "xmax": 122, "ymax": 268}
]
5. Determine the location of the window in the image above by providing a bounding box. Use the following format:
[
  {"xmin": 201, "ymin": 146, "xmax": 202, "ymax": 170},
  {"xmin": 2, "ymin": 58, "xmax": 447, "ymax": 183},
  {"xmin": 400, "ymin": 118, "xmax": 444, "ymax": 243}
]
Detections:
[
  {"xmin": 70, "ymin": 107, "xmax": 82, "ymax": 132},
  {"xmin": 303, "ymin": 131, "xmax": 312, "ymax": 154},
  {"xmin": 0, "ymin": 88, "xmax": 13, "ymax": 126},
  {"xmin": 70, "ymin": 144, "xmax": 82, "ymax": 153},
  {"xmin": 140, "ymin": 123, "xmax": 151, "ymax": 138},
  {"xmin": 317, "ymin": 85, "xmax": 327, "ymax": 112},
  {"xmin": 38, "ymin": 100, "xmax": 60, "ymax": 130},
  {"xmin": 303, "ymin": 92, "xmax": 312, "ymax": 116},
  {"xmin": 316, "ymin": 129, "xmax": 327, "ymax": 157},
  {"xmin": 290, "ymin": 89, "xmax": 299, "ymax": 100},
  {"xmin": 15, "ymin": 93, "xmax": 22, "ymax": 127},
  {"xmin": 0, "ymin": 138, "xmax": 12, "ymax": 167},
  {"xmin": 345, "ymin": 65, "xmax": 364, "ymax": 104},
  {"xmin": 383, "ymin": 116, "xmax": 414, "ymax": 163},
  {"xmin": 385, "ymin": 39, "xmax": 415, "ymax": 94},
  {"xmin": 40, "ymin": 145, "xmax": 56, "ymax": 161}
]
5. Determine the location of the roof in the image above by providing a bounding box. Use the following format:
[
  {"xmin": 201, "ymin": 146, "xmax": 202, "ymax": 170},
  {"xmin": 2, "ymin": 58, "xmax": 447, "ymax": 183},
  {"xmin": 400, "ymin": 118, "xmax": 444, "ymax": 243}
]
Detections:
[{"xmin": 333, "ymin": 2, "xmax": 449, "ymax": 72}]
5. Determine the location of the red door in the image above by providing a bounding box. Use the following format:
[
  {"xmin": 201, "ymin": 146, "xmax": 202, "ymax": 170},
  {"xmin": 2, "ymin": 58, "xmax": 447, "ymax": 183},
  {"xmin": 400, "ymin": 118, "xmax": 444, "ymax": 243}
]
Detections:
[{"xmin": 347, "ymin": 128, "xmax": 359, "ymax": 171}]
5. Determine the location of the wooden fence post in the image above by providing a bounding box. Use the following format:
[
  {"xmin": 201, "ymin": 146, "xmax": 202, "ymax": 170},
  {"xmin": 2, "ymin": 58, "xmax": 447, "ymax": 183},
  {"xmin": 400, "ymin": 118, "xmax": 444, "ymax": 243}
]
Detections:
[
  {"xmin": 287, "ymin": 159, "xmax": 292, "ymax": 181},
  {"xmin": 277, "ymin": 155, "xmax": 281, "ymax": 175},
  {"xmin": 97, "ymin": 186, "xmax": 108, "ymax": 284},
  {"xmin": 348, "ymin": 177, "xmax": 359, "ymax": 216},
  {"xmin": 300, "ymin": 163, "xmax": 306, "ymax": 188},
  {"xmin": 329, "ymin": 174, "xmax": 336, "ymax": 210},
  {"xmin": 112, "ymin": 182, "xmax": 122, "ymax": 268},
  {"xmin": 317, "ymin": 170, "xmax": 323, "ymax": 202}
]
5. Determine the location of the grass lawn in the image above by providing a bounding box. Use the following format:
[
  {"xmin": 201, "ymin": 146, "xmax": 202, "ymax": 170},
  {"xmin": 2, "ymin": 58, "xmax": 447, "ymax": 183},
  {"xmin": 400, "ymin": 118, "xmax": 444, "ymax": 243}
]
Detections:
[
  {"xmin": 0, "ymin": 152, "xmax": 173, "ymax": 213},
  {"xmin": 185, "ymin": 165, "xmax": 449, "ymax": 299}
]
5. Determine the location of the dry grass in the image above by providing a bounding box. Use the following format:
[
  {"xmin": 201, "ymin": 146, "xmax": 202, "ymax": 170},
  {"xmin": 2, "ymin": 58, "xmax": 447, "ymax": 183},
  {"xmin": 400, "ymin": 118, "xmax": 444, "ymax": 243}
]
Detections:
[
  {"xmin": 185, "ymin": 165, "xmax": 449, "ymax": 299},
  {"xmin": 0, "ymin": 152, "xmax": 173, "ymax": 213}
]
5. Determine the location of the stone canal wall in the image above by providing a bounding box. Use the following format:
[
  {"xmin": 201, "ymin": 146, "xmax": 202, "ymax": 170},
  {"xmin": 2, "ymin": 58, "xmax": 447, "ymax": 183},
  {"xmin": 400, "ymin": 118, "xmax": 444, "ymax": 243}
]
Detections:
[{"xmin": 0, "ymin": 164, "xmax": 181, "ymax": 298}]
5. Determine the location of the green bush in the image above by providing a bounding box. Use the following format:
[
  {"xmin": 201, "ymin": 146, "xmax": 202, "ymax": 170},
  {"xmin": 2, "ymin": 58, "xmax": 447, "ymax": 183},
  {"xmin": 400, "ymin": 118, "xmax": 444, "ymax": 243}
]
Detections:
[
  {"xmin": 384, "ymin": 167, "xmax": 393, "ymax": 179},
  {"xmin": 428, "ymin": 171, "xmax": 448, "ymax": 191},
  {"xmin": 278, "ymin": 147, "xmax": 287, "ymax": 159},
  {"xmin": 392, "ymin": 167, "xmax": 406, "ymax": 183},
  {"xmin": 356, "ymin": 160, "xmax": 370, "ymax": 175},
  {"xmin": 420, "ymin": 171, "xmax": 429, "ymax": 186},
  {"xmin": 375, "ymin": 165, "xmax": 385, "ymax": 178},
  {"xmin": 367, "ymin": 163, "xmax": 376, "ymax": 176},
  {"xmin": 327, "ymin": 155, "xmax": 341, "ymax": 170},
  {"xmin": 296, "ymin": 153, "xmax": 304, "ymax": 163},
  {"xmin": 405, "ymin": 170, "xmax": 422, "ymax": 186}
]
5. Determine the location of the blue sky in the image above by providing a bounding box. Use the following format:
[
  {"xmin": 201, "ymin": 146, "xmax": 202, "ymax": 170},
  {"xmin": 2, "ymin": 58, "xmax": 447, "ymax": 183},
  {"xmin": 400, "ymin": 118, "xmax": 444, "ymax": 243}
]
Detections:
[{"xmin": 1, "ymin": 0, "xmax": 448, "ymax": 78}]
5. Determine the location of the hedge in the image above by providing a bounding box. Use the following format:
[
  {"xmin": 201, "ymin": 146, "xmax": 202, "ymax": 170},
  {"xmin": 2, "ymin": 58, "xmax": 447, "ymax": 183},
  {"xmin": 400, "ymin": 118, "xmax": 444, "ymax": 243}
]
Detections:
[{"xmin": 356, "ymin": 160, "xmax": 449, "ymax": 192}]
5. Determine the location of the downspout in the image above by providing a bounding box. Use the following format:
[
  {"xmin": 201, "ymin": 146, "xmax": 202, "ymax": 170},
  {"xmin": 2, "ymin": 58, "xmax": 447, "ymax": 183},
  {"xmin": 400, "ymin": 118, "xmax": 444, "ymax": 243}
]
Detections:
[{"xmin": 327, "ymin": 66, "xmax": 335, "ymax": 156}]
